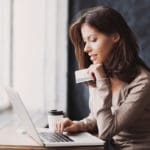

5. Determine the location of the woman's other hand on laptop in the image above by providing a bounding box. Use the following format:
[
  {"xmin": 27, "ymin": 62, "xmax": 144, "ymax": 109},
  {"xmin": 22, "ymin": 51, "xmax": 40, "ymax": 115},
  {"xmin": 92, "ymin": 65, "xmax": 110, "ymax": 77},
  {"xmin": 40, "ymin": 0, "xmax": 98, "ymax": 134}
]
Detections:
[{"xmin": 56, "ymin": 118, "xmax": 81, "ymax": 133}]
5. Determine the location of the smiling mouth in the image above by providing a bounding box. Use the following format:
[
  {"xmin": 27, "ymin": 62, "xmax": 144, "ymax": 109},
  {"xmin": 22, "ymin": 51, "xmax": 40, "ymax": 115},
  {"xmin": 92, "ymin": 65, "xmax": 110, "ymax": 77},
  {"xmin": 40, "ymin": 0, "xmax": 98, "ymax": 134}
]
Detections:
[{"xmin": 90, "ymin": 54, "xmax": 97, "ymax": 61}]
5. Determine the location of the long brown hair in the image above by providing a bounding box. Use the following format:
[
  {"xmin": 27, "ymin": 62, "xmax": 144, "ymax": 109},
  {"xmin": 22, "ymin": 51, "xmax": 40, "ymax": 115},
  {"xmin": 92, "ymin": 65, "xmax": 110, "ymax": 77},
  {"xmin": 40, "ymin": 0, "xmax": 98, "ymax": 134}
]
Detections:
[{"xmin": 69, "ymin": 6, "xmax": 149, "ymax": 84}]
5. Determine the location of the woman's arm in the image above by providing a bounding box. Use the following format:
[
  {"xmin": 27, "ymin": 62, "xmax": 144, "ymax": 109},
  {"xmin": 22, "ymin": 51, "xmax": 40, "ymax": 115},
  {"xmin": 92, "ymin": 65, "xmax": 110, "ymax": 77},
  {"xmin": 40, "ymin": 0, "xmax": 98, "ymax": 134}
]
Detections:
[
  {"xmin": 92, "ymin": 77, "xmax": 150, "ymax": 140},
  {"xmin": 73, "ymin": 112, "xmax": 98, "ymax": 133},
  {"xmin": 72, "ymin": 64, "xmax": 111, "ymax": 134}
]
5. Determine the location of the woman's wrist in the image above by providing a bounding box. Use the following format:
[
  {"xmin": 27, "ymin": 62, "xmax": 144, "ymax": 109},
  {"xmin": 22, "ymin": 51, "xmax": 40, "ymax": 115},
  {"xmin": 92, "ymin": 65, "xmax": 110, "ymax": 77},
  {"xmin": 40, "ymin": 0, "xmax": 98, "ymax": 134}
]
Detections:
[
  {"xmin": 96, "ymin": 77, "xmax": 111, "ymax": 90},
  {"xmin": 72, "ymin": 120, "xmax": 86, "ymax": 132}
]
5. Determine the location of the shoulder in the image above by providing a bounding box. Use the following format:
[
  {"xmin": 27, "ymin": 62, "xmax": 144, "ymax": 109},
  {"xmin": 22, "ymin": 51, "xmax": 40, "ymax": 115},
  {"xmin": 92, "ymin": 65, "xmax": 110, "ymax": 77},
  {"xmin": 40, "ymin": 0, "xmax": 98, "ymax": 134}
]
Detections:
[
  {"xmin": 129, "ymin": 66, "xmax": 150, "ymax": 87},
  {"xmin": 123, "ymin": 66, "xmax": 150, "ymax": 99}
]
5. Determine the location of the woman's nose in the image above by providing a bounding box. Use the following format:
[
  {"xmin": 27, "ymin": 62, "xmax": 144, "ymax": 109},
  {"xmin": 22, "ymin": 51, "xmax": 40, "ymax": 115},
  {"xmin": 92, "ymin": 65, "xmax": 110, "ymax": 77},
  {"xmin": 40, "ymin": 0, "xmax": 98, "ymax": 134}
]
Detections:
[{"xmin": 84, "ymin": 43, "xmax": 91, "ymax": 53}]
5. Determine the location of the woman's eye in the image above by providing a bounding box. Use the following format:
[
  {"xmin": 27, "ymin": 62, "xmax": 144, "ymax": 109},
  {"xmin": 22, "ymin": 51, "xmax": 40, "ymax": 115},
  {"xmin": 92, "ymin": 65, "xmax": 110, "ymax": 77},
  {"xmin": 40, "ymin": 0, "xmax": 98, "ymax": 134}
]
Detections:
[{"xmin": 91, "ymin": 38, "xmax": 97, "ymax": 42}]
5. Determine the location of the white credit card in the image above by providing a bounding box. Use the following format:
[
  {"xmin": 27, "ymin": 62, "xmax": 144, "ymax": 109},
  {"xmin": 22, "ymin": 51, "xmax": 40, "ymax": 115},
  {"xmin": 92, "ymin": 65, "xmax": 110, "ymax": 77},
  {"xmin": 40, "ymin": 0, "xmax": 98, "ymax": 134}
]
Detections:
[{"xmin": 75, "ymin": 69, "xmax": 93, "ymax": 83}]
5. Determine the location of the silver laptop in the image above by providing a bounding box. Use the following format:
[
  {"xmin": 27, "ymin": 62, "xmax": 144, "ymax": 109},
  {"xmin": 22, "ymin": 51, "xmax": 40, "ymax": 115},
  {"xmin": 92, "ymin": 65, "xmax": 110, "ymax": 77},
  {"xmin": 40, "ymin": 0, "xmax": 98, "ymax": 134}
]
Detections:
[{"xmin": 5, "ymin": 87, "xmax": 105, "ymax": 147}]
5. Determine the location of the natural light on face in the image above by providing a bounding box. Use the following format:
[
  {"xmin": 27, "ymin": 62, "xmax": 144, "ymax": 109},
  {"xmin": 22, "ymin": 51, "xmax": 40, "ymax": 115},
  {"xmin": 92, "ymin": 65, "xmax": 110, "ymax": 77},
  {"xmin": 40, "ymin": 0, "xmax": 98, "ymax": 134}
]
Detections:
[{"xmin": 81, "ymin": 23, "xmax": 115, "ymax": 64}]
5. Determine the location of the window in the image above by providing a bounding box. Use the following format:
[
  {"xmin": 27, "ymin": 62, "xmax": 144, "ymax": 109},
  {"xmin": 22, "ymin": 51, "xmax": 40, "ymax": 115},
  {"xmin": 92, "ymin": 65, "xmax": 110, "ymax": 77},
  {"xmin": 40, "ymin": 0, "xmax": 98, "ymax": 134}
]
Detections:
[
  {"xmin": 0, "ymin": 0, "xmax": 12, "ymax": 111},
  {"xmin": 0, "ymin": 0, "xmax": 68, "ymax": 126}
]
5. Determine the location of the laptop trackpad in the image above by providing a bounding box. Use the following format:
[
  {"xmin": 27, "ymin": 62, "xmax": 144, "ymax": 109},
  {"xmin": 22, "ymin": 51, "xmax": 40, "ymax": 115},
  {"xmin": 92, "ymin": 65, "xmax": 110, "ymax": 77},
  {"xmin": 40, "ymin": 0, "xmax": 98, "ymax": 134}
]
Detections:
[{"xmin": 66, "ymin": 132, "xmax": 104, "ymax": 144}]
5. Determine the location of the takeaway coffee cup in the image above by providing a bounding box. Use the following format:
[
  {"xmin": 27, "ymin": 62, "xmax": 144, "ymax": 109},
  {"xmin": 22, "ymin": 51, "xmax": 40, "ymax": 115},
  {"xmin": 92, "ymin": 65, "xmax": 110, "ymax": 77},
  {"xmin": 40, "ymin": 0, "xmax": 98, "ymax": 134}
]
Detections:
[{"xmin": 48, "ymin": 110, "xmax": 64, "ymax": 131}]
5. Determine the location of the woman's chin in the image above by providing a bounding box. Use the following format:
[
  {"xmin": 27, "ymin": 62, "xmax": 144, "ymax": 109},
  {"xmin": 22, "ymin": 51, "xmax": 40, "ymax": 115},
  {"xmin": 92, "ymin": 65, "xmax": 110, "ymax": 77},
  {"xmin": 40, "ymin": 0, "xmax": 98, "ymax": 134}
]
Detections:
[
  {"xmin": 93, "ymin": 60, "xmax": 102, "ymax": 64},
  {"xmin": 92, "ymin": 61, "xmax": 96, "ymax": 64}
]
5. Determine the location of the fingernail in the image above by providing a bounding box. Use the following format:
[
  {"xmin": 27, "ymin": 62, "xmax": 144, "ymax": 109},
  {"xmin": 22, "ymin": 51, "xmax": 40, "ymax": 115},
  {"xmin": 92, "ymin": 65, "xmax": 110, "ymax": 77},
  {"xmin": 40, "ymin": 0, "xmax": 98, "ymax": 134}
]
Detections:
[{"xmin": 64, "ymin": 128, "xmax": 67, "ymax": 132}]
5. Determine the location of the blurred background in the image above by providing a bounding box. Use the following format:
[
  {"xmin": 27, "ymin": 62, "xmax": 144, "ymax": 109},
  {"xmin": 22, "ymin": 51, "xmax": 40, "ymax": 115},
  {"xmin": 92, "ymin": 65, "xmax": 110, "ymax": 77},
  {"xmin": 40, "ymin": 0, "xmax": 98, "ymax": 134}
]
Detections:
[{"xmin": 0, "ymin": 0, "xmax": 149, "ymax": 128}]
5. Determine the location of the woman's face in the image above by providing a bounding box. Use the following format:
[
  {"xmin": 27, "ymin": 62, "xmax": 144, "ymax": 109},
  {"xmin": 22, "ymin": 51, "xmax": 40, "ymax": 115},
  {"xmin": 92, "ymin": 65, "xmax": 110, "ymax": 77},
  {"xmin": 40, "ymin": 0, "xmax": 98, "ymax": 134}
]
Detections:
[{"xmin": 81, "ymin": 23, "xmax": 119, "ymax": 64}]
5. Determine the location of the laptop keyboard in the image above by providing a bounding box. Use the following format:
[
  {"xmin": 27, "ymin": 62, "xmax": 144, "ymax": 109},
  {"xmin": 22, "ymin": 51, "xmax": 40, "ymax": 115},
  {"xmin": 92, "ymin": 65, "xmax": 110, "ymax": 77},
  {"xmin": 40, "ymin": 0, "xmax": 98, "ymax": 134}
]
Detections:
[{"xmin": 40, "ymin": 132, "xmax": 74, "ymax": 142}]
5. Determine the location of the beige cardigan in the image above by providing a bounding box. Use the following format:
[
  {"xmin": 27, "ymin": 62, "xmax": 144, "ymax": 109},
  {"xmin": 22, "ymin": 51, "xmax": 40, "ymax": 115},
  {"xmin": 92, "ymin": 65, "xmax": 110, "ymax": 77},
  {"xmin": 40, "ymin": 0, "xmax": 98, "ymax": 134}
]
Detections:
[{"xmin": 74, "ymin": 66, "xmax": 150, "ymax": 150}]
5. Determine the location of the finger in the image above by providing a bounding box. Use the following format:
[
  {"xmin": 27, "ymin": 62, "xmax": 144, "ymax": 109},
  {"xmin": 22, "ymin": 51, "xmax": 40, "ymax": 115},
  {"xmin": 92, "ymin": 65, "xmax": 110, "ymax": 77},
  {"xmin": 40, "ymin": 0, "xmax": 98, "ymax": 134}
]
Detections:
[
  {"xmin": 57, "ymin": 118, "xmax": 71, "ymax": 132},
  {"xmin": 63, "ymin": 118, "xmax": 73, "ymax": 127},
  {"xmin": 88, "ymin": 65, "xmax": 96, "ymax": 79},
  {"xmin": 95, "ymin": 64, "xmax": 103, "ymax": 72},
  {"xmin": 89, "ymin": 64, "xmax": 106, "ymax": 79},
  {"xmin": 64, "ymin": 126, "xmax": 73, "ymax": 132},
  {"xmin": 87, "ymin": 68, "xmax": 91, "ymax": 79},
  {"xmin": 95, "ymin": 63, "xmax": 102, "ymax": 68},
  {"xmin": 64, "ymin": 125, "xmax": 77, "ymax": 133},
  {"xmin": 88, "ymin": 70, "xmax": 96, "ymax": 80},
  {"xmin": 90, "ymin": 63, "xmax": 102, "ymax": 71},
  {"xmin": 61, "ymin": 120, "xmax": 73, "ymax": 132}
]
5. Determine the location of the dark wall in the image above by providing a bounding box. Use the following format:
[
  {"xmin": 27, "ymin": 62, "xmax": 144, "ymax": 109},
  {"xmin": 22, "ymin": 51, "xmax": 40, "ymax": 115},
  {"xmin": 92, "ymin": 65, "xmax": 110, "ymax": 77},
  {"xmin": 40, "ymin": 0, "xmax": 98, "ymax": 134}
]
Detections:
[{"xmin": 67, "ymin": 0, "xmax": 150, "ymax": 120}]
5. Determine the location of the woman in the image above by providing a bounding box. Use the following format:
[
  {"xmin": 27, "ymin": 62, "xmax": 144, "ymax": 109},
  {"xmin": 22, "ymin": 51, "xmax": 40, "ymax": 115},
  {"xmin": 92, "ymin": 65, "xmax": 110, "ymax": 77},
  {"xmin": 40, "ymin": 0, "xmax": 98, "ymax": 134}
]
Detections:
[{"xmin": 56, "ymin": 6, "xmax": 150, "ymax": 149}]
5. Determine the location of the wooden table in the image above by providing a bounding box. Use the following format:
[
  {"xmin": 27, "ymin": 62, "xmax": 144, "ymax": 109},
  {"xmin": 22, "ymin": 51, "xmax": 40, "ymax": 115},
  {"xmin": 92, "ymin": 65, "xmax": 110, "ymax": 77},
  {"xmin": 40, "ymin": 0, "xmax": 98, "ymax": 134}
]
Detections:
[{"xmin": 0, "ymin": 124, "xmax": 104, "ymax": 150}]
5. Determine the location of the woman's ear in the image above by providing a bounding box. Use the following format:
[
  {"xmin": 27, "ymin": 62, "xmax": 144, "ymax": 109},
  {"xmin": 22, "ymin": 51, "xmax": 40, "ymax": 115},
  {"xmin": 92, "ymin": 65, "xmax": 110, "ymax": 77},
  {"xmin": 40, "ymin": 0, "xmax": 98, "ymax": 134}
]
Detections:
[{"xmin": 112, "ymin": 33, "xmax": 120, "ymax": 43}]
